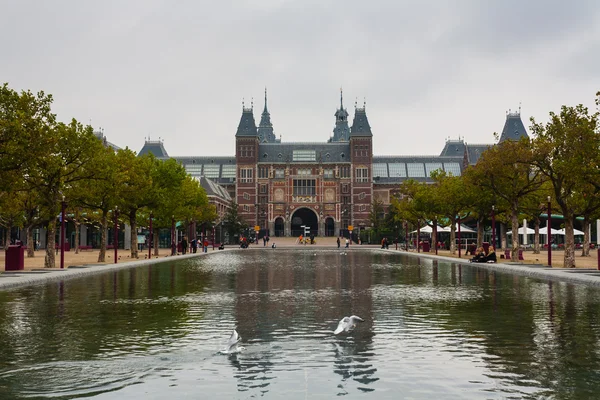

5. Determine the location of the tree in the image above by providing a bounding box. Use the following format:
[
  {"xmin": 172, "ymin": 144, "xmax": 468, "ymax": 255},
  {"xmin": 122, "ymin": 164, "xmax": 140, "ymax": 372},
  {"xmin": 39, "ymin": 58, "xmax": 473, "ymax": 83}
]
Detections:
[
  {"xmin": 430, "ymin": 170, "xmax": 474, "ymax": 255},
  {"xmin": 25, "ymin": 120, "xmax": 103, "ymax": 268},
  {"xmin": 530, "ymin": 96, "xmax": 600, "ymax": 268},
  {"xmin": 114, "ymin": 151, "xmax": 154, "ymax": 259},
  {"xmin": 223, "ymin": 201, "xmax": 247, "ymax": 243},
  {"xmin": 0, "ymin": 84, "xmax": 55, "ymax": 191},
  {"xmin": 466, "ymin": 138, "xmax": 545, "ymax": 261}
]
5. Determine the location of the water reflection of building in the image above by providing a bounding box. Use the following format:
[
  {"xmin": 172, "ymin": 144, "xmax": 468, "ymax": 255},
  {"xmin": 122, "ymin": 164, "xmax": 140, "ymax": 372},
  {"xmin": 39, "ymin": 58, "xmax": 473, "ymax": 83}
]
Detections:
[{"xmin": 231, "ymin": 251, "xmax": 376, "ymax": 394}]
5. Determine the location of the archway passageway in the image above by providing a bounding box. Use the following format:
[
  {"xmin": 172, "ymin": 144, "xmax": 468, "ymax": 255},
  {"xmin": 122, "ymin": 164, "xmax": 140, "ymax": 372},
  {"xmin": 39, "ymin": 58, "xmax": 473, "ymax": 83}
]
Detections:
[{"xmin": 290, "ymin": 208, "xmax": 318, "ymax": 237}]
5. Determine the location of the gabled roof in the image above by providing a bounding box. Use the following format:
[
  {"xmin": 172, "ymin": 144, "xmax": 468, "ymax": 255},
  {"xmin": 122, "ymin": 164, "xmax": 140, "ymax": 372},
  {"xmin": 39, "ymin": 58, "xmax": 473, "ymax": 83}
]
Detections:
[
  {"xmin": 138, "ymin": 140, "xmax": 168, "ymax": 158},
  {"xmin": 197, "ymin": 176, "xmax": 231, "ymax": 201},
  {"xmin": 235, "ymin": 107, "xmax": 258, "ymax": 137},
  {"xmin": 498, "ymin": 112, "xmax": 528, "ymax": 143},
  {"xmin": 350, "ymin": 107, "xmax": 372, "ymax": 137}
]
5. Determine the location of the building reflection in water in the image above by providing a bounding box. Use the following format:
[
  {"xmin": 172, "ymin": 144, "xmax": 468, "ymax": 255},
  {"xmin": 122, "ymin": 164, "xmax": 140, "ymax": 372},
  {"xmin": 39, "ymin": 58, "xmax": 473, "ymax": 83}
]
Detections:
[{"xmin": 228, "ymin": 251, "xmax": 377, "ymax": 394}]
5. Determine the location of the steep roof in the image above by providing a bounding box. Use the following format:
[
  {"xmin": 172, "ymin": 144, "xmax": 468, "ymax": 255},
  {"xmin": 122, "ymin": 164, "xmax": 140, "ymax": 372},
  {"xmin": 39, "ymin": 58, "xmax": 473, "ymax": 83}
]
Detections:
[
  {"xmin": 235, "ymin": 106, "xmax": 258, "ymax": 137},
  {"xmin": 330, "ymin": 90, "xmax": 350, "ymax": 142},
  {"xmin": 439, "ymin": 140, "xmax": 467, "ymax": 157},
  {"xmin": 197, "ymin": 176, "xmax": 231, "ymax": 201},
  {"xmin": 498, "ymin": 112, "xmax": 528, "ymax": 143},
  {"xmin": 138, "ymin": 140, "xmax": 169, "ymax": 158},
  {"xmin": 350, "ymin": 107, "xmax": 372, "ymax": 137},
  {"xmin": 257, "ymin": 88, "xmax": 279, "ymax": 143}
]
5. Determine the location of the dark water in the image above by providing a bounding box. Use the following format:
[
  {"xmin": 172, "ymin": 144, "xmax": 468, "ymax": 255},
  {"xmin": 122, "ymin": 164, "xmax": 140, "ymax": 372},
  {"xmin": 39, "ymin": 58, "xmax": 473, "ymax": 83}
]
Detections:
[{"xmin": 1, "ymin": 249, "xmax": 600, "ymax": 399}]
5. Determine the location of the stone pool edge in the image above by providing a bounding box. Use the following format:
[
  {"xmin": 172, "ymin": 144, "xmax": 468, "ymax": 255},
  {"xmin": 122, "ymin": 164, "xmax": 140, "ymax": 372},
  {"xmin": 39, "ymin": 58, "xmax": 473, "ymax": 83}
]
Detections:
[
  {"xmin": 394, "ymin": 249, "xmax": 600, "ymax": 287},
  {"xmin": 0, "ymin": 252, "xmax": 214, "ymax": 291}
]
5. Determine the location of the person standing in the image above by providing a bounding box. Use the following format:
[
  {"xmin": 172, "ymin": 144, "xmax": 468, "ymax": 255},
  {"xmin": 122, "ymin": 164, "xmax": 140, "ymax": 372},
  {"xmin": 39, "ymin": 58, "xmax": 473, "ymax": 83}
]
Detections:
[
  {"xmin": 182, "ymin": 236, "xmax": 188, "ymax": 255},
  {"xmin": 337, "ymin": 237, "xmax": 341, "ymax": 248}
]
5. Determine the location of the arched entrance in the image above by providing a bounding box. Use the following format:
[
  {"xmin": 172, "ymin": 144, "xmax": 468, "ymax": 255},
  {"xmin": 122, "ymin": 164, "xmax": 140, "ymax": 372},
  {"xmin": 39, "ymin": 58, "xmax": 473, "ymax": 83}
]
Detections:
[
  {"xmin": 291, "ymin": 208, "xmax": 318, "ymax": 237},
  {"xmin": 274, "ymin": 217, "xmax": 284, "ymax": 237},
  {"xmin": 325, "ymin": 217, "xmax": 335, "ymax": 237}
]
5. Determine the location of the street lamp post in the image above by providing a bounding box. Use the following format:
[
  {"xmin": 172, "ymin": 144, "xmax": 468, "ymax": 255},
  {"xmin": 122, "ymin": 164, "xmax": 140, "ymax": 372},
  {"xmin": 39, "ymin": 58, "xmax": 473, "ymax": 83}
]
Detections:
[
  {"xmin": 458, "ymin": 216, "xmax": 462, "ymax": 258},
  {"xmin": 405, "ymin": 221, "xmax": 408, "ymax": 251},
  {"xmin": 113, "ymin": 206, "xmax": 118, "ymax": 264},
  {"xmin": 171, "ymin": 216, "xmax": 175, "ymax": 255},
  {"xmin": 395, "ymin": 225, "xmax": 398, "ymax": 250},
  {"xmin": 417, "ymin": 220, "xmax": 420, "ymax": 253},
  {"xmin": 547, "ymin": 196, "xmax": 552, "ymax": 267},
  {"xmin": 491, "ymin": 205, "xmax": 496, "ymax": 251},
  {"xmin": 60, "ymin": 196, "xmax": 66, "ymax": 269}
]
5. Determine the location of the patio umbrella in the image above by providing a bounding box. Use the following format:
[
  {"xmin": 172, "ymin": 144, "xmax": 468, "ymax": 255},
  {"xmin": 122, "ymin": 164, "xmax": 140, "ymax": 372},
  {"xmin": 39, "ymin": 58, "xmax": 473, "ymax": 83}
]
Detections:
[
  {"xmin": 410, "ymin": 225, "xmax": 444, "ymax": 234},
  {"xmin": 506, "ymin": 227, "xmax": 536, "ymax": 235},
  {"xmin": 538, "ymin": 226, "xmax": 562, "ymax": 235},
  {"xmin": 557, "ymin": 228, "xmax": 585, "ymax": 236},
  {"xmin": 440, "ymin": 223, "xmax": 475, "ymax": 233}
]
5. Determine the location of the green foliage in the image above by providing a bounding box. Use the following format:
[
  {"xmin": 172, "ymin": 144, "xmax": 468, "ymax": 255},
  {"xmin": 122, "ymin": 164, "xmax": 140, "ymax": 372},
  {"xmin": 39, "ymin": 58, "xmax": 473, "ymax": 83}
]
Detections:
[
  {"xmin": 530, "ymin": 98, "xmax": 600, "ymax": 267},
  {"xmin": 223, "ymin": 201, "xmax": 247, "ymax": 242}
]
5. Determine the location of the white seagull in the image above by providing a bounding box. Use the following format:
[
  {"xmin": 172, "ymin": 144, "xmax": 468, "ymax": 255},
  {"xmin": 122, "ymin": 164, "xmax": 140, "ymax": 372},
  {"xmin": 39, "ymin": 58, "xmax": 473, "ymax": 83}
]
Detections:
[
  {"xmin": 334, "ymin": 315, "xmax": 365, "ymax": 335},
  {"xmin": 222, "ymin": 329, "xmax": 242, "ymax": 354}
]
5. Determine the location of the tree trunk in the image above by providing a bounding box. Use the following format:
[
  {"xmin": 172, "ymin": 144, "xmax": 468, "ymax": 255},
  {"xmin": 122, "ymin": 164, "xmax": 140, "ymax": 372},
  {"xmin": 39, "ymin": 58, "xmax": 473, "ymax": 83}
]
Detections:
[
  {"xmin": 581, "ymin": 218, "xmax": 590, "ymax": 257},
  {"xmin": 130, "ymin": 210, "xmax": 138, "ymax": 259},
  {"xmin": 533, "ymin": 218, "xmax": 540, "ymax": 254},
  {"xmin": 511, "ymin": 208, "xmax": 519, "ymax": 262},
  {"xmin": 501, "ymin": 223, "xmax": 507, "ymax": 250},
  {"xmin": 431, "ymin": 219, "xmax": 438, "ymax": 251},
  {"xmin": 74, "ymin": 208, "xmax": 80, "ymax": 254},
  {"xmin": 153, "ymin": 228, "xmax": 159, "ymax": 256},
  {"xmin": 74, "ymin": 221, "xmax": 80, "ymax": 254},
  {"xmin": 476, "ymin": 217, "xmax": 484, "ymax": 248},
  {"xmin": 26, "ymin": 225, "xmax": 34, "ymax": 257},
  {"xmin": 44, "ymin": 221, "xmax": 56, "ymax": 268},
  {"xmin": 563, "ymin": 216, "xmax": 576, "ymax": 268},
  {"xmin": 4, "ymin": 221, "xmax": 12, "ymax": 248},
  {"xmin": 98, "ymin": 213, "xmax": 107, "ymax": 262}
]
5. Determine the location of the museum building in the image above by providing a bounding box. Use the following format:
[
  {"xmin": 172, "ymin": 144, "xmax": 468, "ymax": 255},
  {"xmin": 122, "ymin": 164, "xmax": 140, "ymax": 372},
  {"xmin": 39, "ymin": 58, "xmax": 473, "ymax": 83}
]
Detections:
[{"xmin": 139, "ymin": 91, "xmax": 529, "ymax": 238}]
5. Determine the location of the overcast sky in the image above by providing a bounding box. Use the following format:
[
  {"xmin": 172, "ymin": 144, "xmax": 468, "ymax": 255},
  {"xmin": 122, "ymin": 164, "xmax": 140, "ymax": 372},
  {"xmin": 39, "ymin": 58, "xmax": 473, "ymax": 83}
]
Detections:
[{"xmin": 2, "ymin": 0, "xmax": 599, "ymax": 157}]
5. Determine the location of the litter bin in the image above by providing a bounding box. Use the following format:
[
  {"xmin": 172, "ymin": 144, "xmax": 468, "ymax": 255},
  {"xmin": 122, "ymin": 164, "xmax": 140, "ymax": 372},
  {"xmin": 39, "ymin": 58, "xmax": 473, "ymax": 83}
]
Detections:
[
  {"xmin": 5, "ymin": 245, "xmax": 25, "ymax": 271},
  {"xmin": 422, "ymin": 241, "xmax": 430, "ymax": 252}
]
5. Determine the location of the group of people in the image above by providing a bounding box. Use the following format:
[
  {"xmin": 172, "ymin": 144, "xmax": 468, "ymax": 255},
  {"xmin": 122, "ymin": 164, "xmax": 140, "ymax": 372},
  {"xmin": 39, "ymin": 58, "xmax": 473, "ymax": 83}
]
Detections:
[
  {"xmin": 470, "ymin": 246, "xmax": 497, "ymax": 263},
  {"xmin": 336, "ymin": 237, "xmax": 350, "ymax": 248}
]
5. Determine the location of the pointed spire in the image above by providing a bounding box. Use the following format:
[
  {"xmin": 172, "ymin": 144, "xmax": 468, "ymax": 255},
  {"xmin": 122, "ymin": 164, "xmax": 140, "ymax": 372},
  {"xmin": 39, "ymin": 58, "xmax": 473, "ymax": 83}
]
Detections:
[
  {"xmin": 340, "ymin": 87, "xmax": 344, "ymax": 109},
  {"xmin": 263, "ymin": 87, "xmax": 268, "ymax": 113}
]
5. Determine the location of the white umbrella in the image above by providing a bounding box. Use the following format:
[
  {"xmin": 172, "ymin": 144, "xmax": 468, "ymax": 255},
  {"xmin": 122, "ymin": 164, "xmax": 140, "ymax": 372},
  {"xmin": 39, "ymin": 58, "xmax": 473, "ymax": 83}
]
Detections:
[
  {"xmin": 538, "ymin": 226, "xmax": 561, "ymax": 235},
  {"xmin": 506, "ymin": 227, "xmax": 536, "ymax": 235},
  {"xmin": 557, "ymin": 228, "xmax": 585, "ymax": 236},
  {"xmin": 410, "ymin": 225, "xmax": 444, "ymax": 234},
  {"xmin": 440, "ymin": 223, "xmax": 475, "ymax": 233}
]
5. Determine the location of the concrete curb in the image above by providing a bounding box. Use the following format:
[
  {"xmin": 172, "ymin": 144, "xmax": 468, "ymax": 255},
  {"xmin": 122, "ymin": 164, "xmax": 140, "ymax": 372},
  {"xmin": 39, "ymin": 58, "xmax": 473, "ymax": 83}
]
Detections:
[
  {"xmin": 0, "ymin": 252, "xmax": 209, "ymax": 291},
  {"xmin": 391, "ymin": 249, "xmax": 600, "ymax": 287}
]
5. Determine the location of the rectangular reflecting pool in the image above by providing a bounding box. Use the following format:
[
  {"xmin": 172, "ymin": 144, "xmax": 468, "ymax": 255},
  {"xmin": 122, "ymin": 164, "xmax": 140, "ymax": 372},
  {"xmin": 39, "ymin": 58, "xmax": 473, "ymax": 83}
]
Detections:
[{"xmin": 1, "ymin": 249, "xmax": 600, "ymax": 399}]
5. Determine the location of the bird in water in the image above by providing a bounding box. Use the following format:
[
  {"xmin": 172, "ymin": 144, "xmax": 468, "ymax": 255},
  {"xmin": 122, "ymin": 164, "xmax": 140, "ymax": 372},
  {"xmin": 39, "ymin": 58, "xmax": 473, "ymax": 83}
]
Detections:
[
  {"xmin": 334, "ymin": 315, "xmax": 365, "ymax": 334},
  {"xmin": 221, "ymin": 329, "xmax": 243, "ymax": 354}
]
